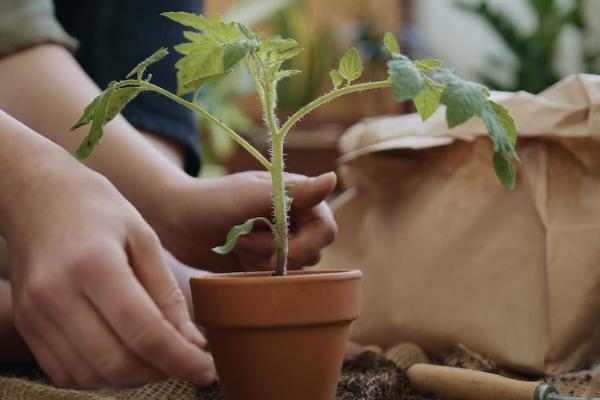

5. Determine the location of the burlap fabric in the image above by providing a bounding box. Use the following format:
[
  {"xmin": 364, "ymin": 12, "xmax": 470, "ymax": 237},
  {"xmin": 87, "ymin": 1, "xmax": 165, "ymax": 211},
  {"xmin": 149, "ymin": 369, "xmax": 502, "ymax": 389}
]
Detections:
[{"xmin": 1, "ymin": 344, "xmax": 598, "ymax": 400}]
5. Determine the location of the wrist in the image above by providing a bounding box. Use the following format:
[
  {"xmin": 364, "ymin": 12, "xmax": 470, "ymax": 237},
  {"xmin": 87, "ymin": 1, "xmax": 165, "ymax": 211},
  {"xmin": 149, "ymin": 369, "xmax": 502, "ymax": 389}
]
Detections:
[{"xmin": 0, "ymin": 142, "xmax": 76, "ymax": 238}]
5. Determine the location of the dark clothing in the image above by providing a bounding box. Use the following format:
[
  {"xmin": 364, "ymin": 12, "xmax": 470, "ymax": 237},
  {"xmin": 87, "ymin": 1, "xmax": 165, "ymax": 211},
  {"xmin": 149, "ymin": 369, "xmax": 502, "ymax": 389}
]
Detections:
[{"xmin": 54, "ymin": 0, "xmax": 204, "ymax": 175}]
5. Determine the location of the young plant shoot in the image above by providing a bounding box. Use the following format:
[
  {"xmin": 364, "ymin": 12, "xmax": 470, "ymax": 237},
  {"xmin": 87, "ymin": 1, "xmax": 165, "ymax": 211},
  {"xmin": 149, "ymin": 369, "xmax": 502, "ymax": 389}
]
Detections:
[{"xmin": 72, "ymin": 13, "xmax": 519, "ymax": 276}]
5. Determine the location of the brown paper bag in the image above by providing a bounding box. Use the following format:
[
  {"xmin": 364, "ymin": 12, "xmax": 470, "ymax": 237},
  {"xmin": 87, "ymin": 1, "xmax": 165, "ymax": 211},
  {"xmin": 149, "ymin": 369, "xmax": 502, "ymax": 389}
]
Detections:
[{"xmin": 318, "ymin": 74, "xmax": 600, "ymax": 375}]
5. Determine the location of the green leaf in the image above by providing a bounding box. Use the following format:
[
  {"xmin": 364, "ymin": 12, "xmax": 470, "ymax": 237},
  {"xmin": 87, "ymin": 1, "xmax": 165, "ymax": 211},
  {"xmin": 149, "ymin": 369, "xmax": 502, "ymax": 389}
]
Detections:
[
  {"xmin": 388, "ymin": 56, "xmax": 424, "ymax": 102},
  {"xmin": 71, "ymin": 96, "xmax": 99, "ymax": 130},
  {"xmin": 414, "ymin": 58, "xmax": 444, "ymax": 72},
  {"xmin": 383, "ymin": 32, "xmax": 400, "ymax": 55},
  {"xmin": 175, "ymin": 40, "xmax": 225, "ymax": 95},
  {"xmin": 284, "ymin": 183, "xmax": 295, "ymax": 212},
  {"xmin": 212, "ymin": 217, "xmax": 273, "ymax": 255},
  {"xmin": 183, "ymin": 30, "xmax": 205, "ymax": 43},
  {"xmin": 329, "ymin": 69, "xmax": 343, "ymax": 88},
  {"xmin": 436, "ymin": 69, "xmax": 489, "ymax": 128},
  {"xmin": 126, "ymin": 48, "xmax": 169, "ymax": 79},
  {"xmin": 482, "ymin": 100, "xmax": 517, "ymax": 147},
  {"xmin": 73, "ymin": 85, "xmax": 114, "ymax": 159},
  {"xmin": 161, "ymin": 11, "xmax": 210, "ymax": 31},
  {"xmin": 492, "ymin": 151, "xmax": 516, "ymax": 190},
  {"xmin": 223, "ymin": 40, "xmax": 253, "ymax": 69},
  {"xmin": 173, "ymin": 27, "xmax": 256, "ymax": 95},
  {"xmin": 338, "ymin": 48, "xmax": 364, "ymax": 83},
  {"xmin": 71, "ymin": 84, "xmax": 145, "ymax": 158},
  {"xmin": 413, "ymin": 80, "xmax": 443, "ymax": 121},
  {"xmin": 105, "ymin": 87, "xmax": 144, "ymax": 121},
  {"xmin": 481, "ymin": 100, "xmax": 518, "ymax": 189}
]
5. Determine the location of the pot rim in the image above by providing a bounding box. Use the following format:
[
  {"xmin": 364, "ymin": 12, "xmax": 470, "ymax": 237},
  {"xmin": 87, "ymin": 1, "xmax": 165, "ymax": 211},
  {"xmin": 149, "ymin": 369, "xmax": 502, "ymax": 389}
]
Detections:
[{"xmin": 190, "ymin": 268, "xmax": 362, "ymax": 286}]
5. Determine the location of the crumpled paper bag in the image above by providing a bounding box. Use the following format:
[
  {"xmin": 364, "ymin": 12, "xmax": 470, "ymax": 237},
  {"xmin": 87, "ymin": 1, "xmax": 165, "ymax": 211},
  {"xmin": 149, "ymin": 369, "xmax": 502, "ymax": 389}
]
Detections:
[{"xmin": 318, "ymin": 74, "xmax": 600, "ymax": 375}]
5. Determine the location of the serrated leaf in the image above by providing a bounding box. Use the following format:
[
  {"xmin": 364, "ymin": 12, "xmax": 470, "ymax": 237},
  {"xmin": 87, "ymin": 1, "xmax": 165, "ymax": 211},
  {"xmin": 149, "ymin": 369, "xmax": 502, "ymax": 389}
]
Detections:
[
  {"xmin": 223, "ymin": 40, "xmax": 253, "ymax": 69},
  {"xmin": 482, "ymin": 100, "xmax": 517, "ymax": 147},
  {"xmin": 71, "ymin": 96, "xmax": 99, "ymax": 130},
  {"xmin": 492, "ymin": 151, "xmax": 516, "ymax": 190},
  {"xmin": 174, "ymin": 43, "xmax": 197, "ymax": 55},
  {"xmin": 161, "ymin": 11, "xmax": 210, "ymax": 30},
  {"xmin": 72, "ymin": 82, "xmax": 146, "ymax": 159},
  {"xmin": 329, "ymin": 69, "xmax": 343, "ymax": 88},
  {"xmin": 163, "ymin": 12, "xmax": 242, "ymax": 44},
  {"xmin": 383, "ymin": 32, "xmax": 400, "ymax": 55},
  {"xmin": 413, "ymin": 80, "xmax": 443, "ymax": 121},
  {"xmin": 105, "ymin": 87, "xmax": 143, "ymax": 121},
  {"xmin": 183, "ymin": 30, "xmax": 205, "ymax": 43},
  {"xmin": 175, "ymin": 41, "xmax": 225, "ymax": 95},
  {"xmin": 414, "ymin": 58, "xmax": 444, "ymax": 72},
  {"xmin": 237, "ymin": 22, "xmax": 255, "ymax": 40},
  {"xmin": 338, "ymin": 48, "xmax": 364, "ymax": 83},
  {"xmin": 126, "ymin": 48, "xmax": 169, "ymax": 79},
  {"xmin": 388, "ymin": 56, "xmax": 424, "ymax": 102},
  {"xmin": 73, "ymin": 85, "xmax": 113, "ymax": 159},
  {"xmin": 212, "ymin": 217, "xmax": 272, "ymax": 255},
  {"xmin": 436, "ymin": 69, "xmax": 489, "ymax": 128}
]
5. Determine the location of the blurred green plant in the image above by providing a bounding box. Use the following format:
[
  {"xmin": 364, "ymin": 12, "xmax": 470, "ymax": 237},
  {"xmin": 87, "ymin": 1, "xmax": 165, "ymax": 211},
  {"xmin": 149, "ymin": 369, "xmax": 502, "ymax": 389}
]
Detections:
[
  {"xmin": 457, "ymin": 0, "xmax": 600, "ymax": 93},
  {"xmin": 274, "ymin": 1, "xmax": 336, "ymax": 111}
]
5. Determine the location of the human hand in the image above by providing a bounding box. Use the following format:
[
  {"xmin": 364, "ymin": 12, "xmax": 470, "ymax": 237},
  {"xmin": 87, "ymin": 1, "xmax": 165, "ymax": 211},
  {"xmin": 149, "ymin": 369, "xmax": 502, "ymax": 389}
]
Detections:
[
  {"xmin": 3, "ymin": 153, "xmax": 215, "ymax": 388},
  {"xmin": 155, "ymin": 171, "xmax": 338, "ymax": 272}
]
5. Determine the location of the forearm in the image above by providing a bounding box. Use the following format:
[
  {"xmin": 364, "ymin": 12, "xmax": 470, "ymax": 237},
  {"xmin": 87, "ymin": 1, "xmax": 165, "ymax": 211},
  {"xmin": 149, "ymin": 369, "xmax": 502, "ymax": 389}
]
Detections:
[
  {"xmin": 0, "ymin": 109, "xmax": 70, "ymax": 235},
  {"xmin": 0, "ymin": 45, "xmax": 192, "ymax": 226}
]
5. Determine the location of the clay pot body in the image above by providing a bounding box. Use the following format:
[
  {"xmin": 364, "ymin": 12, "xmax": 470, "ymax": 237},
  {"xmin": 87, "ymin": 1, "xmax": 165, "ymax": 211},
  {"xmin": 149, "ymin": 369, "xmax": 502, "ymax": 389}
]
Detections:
[{"xmin": 190, "ymin": 269, "xmax": 362, "ymax": 400}]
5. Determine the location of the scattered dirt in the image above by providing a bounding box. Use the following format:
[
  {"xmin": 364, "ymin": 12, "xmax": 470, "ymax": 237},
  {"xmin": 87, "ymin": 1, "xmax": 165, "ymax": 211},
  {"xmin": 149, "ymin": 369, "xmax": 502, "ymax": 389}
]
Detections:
[{"xmin": 197, "ymin": 352, "xmax": 439, "ymax": 400}]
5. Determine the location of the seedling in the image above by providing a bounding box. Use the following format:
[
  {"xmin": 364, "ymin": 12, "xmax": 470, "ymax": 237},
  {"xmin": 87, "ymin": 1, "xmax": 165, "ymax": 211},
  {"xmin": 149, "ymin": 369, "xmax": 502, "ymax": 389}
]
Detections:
[{"xmin": 72, "ymin": 13, "xmax": 519, "ymax": 276}]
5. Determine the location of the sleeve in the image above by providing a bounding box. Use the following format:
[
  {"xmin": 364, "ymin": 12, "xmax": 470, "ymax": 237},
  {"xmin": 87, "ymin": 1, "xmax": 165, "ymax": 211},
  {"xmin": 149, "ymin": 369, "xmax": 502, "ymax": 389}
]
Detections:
[
  {"xmin": 54, "ymin": 0, "xmax": 204, "ymax": 176},
  {"xmin": 0, "ymin": 0, "xmax": 77, "ymax": 59}
]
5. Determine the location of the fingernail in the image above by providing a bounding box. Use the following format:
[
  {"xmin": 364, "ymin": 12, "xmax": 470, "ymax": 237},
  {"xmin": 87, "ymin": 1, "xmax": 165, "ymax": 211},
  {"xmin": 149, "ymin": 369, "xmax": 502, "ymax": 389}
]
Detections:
[
  {"xmin": 197, "ymin": 354, "xmax": 217, "ymax": 385},
  {"xmin": 316, "ymin": 172, "xmax": 336, "ymax": 188},
  {"xmin": 183, "ymin": 321, "xmax": 207, "ymax": 347}
]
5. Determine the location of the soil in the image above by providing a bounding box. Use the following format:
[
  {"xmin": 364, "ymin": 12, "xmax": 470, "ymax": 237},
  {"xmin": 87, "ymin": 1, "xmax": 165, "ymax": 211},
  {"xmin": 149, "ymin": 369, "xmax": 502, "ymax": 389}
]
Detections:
[{"xmin": 197, "ymin": 351, "xmax": 439, "ymax": 400}]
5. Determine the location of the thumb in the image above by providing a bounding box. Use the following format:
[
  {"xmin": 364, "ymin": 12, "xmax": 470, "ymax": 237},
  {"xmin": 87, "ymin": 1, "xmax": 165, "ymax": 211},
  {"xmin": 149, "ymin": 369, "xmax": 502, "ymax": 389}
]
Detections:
[{"xmin": 287, "ymin": 172, "xmax": 337, "ymax": 209}]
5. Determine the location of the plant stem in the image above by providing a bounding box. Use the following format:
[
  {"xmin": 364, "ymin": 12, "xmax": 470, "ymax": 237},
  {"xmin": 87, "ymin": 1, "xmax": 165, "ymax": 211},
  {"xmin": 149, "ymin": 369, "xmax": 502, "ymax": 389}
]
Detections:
[
  {"xmin": 271, "ymin": 136, "xmax": 288, "ymax": 276},
  {"xmin": 279, "ymin": 80, "xmax": 392, "ymax": 138},
  {"xmin": 128, "ymin": 80, "xmax": 272, "ymax": 171}
]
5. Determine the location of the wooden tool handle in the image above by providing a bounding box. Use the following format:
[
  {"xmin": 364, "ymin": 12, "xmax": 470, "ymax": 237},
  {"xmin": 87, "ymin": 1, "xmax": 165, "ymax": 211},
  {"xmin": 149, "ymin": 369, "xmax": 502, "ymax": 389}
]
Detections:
[{"xmin": 407, "ymin": 364, "xmax": 541, "ymax": 400}]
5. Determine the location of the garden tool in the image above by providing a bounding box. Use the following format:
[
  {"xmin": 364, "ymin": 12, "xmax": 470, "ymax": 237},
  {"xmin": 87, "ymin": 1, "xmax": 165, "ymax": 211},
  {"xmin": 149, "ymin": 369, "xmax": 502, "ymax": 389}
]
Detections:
[{"xmin": 407, "ymin": 363, "xmax": 590, "ymax": 400}]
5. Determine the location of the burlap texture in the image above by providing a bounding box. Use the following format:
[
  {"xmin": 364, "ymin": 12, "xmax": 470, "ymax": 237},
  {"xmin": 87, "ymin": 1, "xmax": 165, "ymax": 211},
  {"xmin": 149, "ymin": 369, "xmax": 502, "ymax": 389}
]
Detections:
[{"xmin": 1, "ymin": 344, "xmax": 598, "ymax": 400}]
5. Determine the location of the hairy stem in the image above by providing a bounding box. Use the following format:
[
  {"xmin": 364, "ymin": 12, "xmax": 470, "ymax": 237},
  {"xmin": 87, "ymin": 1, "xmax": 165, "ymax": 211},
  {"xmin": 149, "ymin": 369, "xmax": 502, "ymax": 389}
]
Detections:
[
  {"xmin": 127, "ymin": 80, "xmax": 272, "ymax": 171},
  {"xmin": 271, "ymin": 136, "xmax": 288, "ymax": 276},
  {"xmin": 279, "ymin": 80, "xmax": 392, "ymax": 138}
]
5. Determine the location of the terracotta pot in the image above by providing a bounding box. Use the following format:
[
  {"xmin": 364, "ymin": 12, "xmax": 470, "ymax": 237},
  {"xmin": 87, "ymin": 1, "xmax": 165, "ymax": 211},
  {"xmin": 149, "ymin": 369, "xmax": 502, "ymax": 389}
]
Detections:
[{"xmin": 190, "ymin": 269, "xmax": 362, "ymax": 400}]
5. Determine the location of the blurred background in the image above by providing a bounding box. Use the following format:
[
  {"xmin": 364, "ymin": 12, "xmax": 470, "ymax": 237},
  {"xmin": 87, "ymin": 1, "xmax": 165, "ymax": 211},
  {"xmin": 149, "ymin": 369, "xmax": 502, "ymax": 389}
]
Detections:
[{"xmin": 198, "ymin": 0, "xmax": 600, "ymax": 178}]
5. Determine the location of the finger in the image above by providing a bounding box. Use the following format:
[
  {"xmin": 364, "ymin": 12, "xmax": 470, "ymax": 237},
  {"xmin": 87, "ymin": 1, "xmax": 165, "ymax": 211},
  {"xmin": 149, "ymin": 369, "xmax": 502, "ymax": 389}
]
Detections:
[
  {"xmin": 286, "ymin": 172, "xmax": 337, "ymax": 209},
  {"xmin": 14, "ymin": 316, "xmax": 75, "ymax": 387},
  {"xmin": 82, "ymin": 245, "xmax": 216, "ymax": 385},
  {"xmin": 235, "ymin": 231, "xmax": 277, "ymax": 258},
  {"xmin": 237, "ymin": 251, "xmax": 273, "ymax": 272},
  {"xmin": 230, "ymin": 172, "xmax": 336, "ymax": 218},
  {"xmin": 42, "ymin": 280, "xmax": 166, "ymax": 387},
  {"xmin": 15, "ymin": 281, "xmax": 102, "ymax": 388},
  {"xmin": 127, "ymin": 227, "xmax": 206, "ymax": 349},
  {"xmin": 287, "ymin": 204, "xmax": 337, "ymax": 268}
]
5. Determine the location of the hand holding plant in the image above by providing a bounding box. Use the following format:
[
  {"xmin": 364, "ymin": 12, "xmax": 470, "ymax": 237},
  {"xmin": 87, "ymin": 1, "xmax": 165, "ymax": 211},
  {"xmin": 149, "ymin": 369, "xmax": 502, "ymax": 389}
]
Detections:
[
  {"xmin": 157, "ymin": 171, "xmax": 337, "ymax": 272},
  {"xmin": 73, "ymin": 13, "xmax": 519, "ymax": 277}
]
